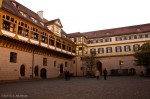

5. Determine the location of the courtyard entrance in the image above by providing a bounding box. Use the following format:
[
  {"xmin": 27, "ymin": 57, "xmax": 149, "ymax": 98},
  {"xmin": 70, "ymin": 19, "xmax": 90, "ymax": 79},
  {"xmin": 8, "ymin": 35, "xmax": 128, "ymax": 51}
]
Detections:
[
  {"xmin": 40, "ymin": 68, "xmax": 47, "ymax": 78},
  {"xmin": 97, "ymin": 61, "xmax": 102, "ymax": 75},
  {"xmin": 20, "ymin": 65, "xmax": 25, "ymax": 76}
]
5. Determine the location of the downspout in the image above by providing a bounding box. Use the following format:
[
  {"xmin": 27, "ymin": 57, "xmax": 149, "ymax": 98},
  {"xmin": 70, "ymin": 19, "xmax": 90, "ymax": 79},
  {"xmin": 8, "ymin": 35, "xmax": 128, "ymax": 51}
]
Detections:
[
  {"xmin": 32, "ymin": 50, "xmax": 34, "ymax": 79},
  {"xmin": 76, "ymin": 56, "xmax": 77, "ymax": 76}
]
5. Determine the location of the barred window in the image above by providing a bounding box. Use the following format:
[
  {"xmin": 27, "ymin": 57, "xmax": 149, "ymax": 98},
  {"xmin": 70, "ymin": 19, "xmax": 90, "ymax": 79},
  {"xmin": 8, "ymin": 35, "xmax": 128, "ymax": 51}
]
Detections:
[
  {"xmin": 43, "ymin": 58, "xmax": 47, "ymax": 66},
  {"xmin": 10, "ymin": 52, "xmax": 17, "ymax": 63}
]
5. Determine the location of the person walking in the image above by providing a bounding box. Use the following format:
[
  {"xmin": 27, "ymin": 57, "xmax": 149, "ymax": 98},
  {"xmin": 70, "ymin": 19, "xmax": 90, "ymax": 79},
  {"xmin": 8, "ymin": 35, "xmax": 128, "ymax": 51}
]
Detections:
[
  {"xmin": 103, "ymin": 68, "xmax": 107, "ymax": 80},
  {"xmin": 95, "ymin": 70, "xmax": 100, "ymax": 80},
  {"xmin": 64, "ymin": 70, "xmax": 68, "ymax": 80}
]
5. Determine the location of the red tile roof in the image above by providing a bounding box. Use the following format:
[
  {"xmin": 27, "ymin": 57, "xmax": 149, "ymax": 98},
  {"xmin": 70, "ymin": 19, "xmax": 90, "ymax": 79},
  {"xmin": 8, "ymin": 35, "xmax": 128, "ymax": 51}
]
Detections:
[
  {"xmin": 2, "ymin": 0, "xmax": 49, "ymax": 30},
  {"xmin": 68, "ymin": 32, "xmax": 84, "ymax": 38},
  {"xmin": 82, "ymin": 23, "xmax": 150, "ymax": 39},
  {"xmin": 2, "ymin": 0, "xmax": 72, "ymax": 42}
]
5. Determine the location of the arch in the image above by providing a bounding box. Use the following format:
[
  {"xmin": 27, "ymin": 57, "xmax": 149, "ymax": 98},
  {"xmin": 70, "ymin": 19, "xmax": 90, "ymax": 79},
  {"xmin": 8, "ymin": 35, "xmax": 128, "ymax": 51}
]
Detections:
[
  {"xmin": 20, "ymin": 65, "xmax": 25, "ymax": 76},
  {"xmin": 97, "ymin": 61, "xmax": 102, "ymax": 75},
  {"xmin": 34, "ymin": 66, "xmax": 39, "ymax": 76},
  {"xmin": 40, "ymin": 68, "xmax": 47, "ymax": 78},
  {"xmin": 60, "ymin": 64, "xmax": 63, "ymax": 73}
]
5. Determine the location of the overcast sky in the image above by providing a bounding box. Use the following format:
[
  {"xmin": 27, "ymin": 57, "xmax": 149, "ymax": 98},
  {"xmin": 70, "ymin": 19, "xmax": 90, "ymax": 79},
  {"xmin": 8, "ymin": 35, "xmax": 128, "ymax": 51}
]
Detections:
[{"xmin": 16, "ymin": 0, "xmax": 150, "ymax": 33}]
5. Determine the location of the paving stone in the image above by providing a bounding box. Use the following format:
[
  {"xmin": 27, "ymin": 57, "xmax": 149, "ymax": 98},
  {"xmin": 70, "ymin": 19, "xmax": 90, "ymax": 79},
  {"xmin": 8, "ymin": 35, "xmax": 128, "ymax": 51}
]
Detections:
[{"xmin": 0, "ymin": 76, "xmax": 150, "ymax": 99}]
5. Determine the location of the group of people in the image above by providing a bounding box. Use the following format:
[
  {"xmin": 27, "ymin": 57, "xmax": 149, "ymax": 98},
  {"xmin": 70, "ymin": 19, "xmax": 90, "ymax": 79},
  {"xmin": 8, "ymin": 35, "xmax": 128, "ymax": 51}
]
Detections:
[
  {"xmin": 64, "ymin": 68, "xmax": 107, "ymax": 81},
  {"xmin": 95, "ymin": 68, "xmax": 107, "ymax": 80}
]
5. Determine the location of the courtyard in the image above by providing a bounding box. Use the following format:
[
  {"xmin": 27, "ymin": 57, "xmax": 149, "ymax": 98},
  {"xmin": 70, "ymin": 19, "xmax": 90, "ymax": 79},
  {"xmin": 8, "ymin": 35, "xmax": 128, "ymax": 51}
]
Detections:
[{"xmin": 0, "ymin": 76, "xmax": 150, "ymax": 99}]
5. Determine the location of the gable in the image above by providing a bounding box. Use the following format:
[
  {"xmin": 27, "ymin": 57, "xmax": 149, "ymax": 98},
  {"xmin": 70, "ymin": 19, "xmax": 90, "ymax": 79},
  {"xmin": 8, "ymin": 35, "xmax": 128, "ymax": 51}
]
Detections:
[{"xmin": 54, "ymin": 20, "xmax": 63, "ymax": 28}]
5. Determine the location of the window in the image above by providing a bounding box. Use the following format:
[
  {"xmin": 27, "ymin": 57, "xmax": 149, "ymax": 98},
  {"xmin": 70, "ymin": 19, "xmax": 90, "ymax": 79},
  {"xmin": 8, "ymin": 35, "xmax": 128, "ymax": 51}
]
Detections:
[
  {"xmin": 90, "ymin": 48, "xmax": 96, "ymax": 54},
  {"xmin": 43, "ymin": 58, "xmax": 47, "ymax": 66},
  {"xmin": 93, "ymin": 40, "xmax": 96, "ymax": 43},
  {"xmin": 142, "ymin": 35, "xmax": 145, "ymax": 38},
  {"xmin": 56, "ymin": 39, "xmax": 61, "ymax": 48},
  {"xmin": 148, "ymin": 34, "xmax": 150, "ymax": 38},
  {"xmin": 3, "ymin": 20, "xmax": 10, "ymax": 31},
  {"xmin": 98, "ymin": 48, "xmax": 104, "ymax": 54},
  {"xmin": 10, "ymin": 52, "xmax": 17, "ymax": 63},
  {"xmin": 133, "ymin": 44, "xmax": 140, "ymax": 51},
  {"xmin": 2, "ymin": 15, "xmax": 16, "ymax": 32},
  {"xmin": 116, "ymin": 37, "xmax": 121, "ymax": 41},
  {"xmin": 97, "ymin": 39, "xmax": 103, "ymax": 43},
  {"xmin": 125, "ymin": 36, "xmax": 130, "ymax": 40},
  {"xmin": 136, "ymin": 35, "xmax": 140, "ymax": 39},
  {"xmin": 41, "ymin": 32, "xmax": 48, "ymax": 43},
  {"xmin": 106, "ymin": 47, "xmax": 112, "ymax": 53},
  {"xmin": 131, "ymin": 35, "xmax": 134, "ymax": 40},
  {"xmin": 105, "ymin": 38, "xmax": 112, "ymax": 42},
  {"xmin": 62, "ymin": 43, "xmax": 66, "ymax": 50},
  {"xmin": 18, "ymin": 26, "xmax": 23, "ymax": 35},
  {"xmin": 49, "ymin": 36, "xmax": 55, "ymax": 46},
  {"xmin": 115, "ymin": 46, "xmax": 122, "ymax": 52},
  {"xmin": 68, "ymin": 46, "xmax": 71, "ymax": 52},
  {"xmin": 124, "ymin": 45, "xmax": 131, "ymax": 52},
  {"xmin": 121, "ymin": 37, "xmax": 125, "ymax": 40},
  {"xmin": 18, "ymin": 21, "xmax": 29, "ymax": 37},
  {"xmin": 34, "ymin": 33, "xmax": 38, "ymax": 40},
  {"xmin": 79, "ymin": 47, "xmax": 83, "ymax": 50},
  {"xmin": 65, "ymin": 62, "xmax": 68, "ymax": 67}
]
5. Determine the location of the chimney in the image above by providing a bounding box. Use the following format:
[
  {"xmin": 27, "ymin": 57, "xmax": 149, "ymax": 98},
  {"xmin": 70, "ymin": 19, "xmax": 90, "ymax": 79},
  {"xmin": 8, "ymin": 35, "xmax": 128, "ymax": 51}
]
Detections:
[{"xmin": 37, "ymin": 10, "xmax": 43, "ymax": 19}]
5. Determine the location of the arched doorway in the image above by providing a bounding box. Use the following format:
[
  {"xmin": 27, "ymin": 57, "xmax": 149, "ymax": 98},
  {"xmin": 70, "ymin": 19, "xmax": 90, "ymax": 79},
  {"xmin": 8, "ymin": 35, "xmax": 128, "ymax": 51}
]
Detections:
[
  {"xmin": 60, "ymin": 64, "xmax": 63, "ymax": 73},
  {"xmin": 97, "ymin": 61, "xmax": 102, "ymax": 75},
  {"xmin": 40, "ymin": 68, "xmax": 47, "ymax": 78},
  {"xmin": 34, "ymin": 66, "xmax": 39, "ymax": 76},
  {"xmin": 20, "ymin": 65, "xmax": 25, "ymax": 76}
]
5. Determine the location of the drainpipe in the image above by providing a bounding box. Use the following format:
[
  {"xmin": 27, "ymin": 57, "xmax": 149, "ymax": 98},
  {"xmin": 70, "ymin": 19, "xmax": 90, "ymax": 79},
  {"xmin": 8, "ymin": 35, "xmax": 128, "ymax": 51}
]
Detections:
[
  {"xmin": 76, "ymin": 57, "xmax": 77, "ymax": 76},
  {"xmin": 32, "ymin": 50, "xmax": 34, "ymax": 79}
]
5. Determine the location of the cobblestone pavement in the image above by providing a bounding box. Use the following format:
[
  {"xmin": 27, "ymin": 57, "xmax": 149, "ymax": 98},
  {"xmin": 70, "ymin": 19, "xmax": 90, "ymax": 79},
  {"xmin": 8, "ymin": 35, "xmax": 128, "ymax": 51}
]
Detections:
[{"xmin": 0, "ymin": 76, "xmax": 150, "ymax": 99}]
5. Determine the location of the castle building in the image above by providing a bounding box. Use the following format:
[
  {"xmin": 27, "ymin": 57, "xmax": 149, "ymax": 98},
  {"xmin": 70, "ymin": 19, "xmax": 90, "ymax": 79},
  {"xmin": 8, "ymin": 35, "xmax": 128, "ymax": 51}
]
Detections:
[
  {"xmin": 0, "ymin": 0, "xmax": 150, "ymax": 80},
  {"xmin": 0, "ymin": 0, "xmax": 76, "ymax": 80},
  {"xmin": 69, "ymin": 24, "xmax": 150, "ymax": 76}
]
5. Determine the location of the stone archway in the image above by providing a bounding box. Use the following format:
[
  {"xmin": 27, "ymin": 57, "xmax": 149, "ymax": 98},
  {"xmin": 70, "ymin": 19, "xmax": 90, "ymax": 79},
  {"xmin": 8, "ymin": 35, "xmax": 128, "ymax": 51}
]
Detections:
[
  {"xmin": 34, "ymin": 66, "xmax": 39, "ymax": 76},
  {"xmin": 20, "ymin": 65, "xmax": 25, "ymax": 76},
  {"xmin": 97, "ymin": 61, "xmax": 102, "ymax": 75},
  {"xmin": 60, "ymin": 64, "xmax": 63, "ymax": 74},
  {"xmin": 40, "ymin": 68, "xmax": 47, "ymax": 78}
]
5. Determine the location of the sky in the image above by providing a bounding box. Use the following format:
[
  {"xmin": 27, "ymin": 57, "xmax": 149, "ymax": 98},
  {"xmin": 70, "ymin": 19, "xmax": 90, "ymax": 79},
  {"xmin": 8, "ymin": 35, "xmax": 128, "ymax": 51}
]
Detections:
[{"xmin": 15, "ymin": 0, "xmax": 150, "ymax": 33}]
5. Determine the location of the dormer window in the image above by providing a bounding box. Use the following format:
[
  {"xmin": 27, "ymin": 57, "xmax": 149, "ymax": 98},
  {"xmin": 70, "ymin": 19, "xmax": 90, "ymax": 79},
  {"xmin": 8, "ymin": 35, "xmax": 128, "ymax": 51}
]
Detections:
[
  {"xmin": 19, "ymin": 11, "xmax": 27, "ymax": 18},
  {"xmin": 137, "ymin": 28, "xmax": 141, "ymax": 32},
  {"xmin": 40, "ymin": 22, "xmax": 44, "ymax": 26},
  {"xmin": 34, "ymin": 19, "xmax": 38, "ymax": 23},
  {"xmin": 12, "ymin": 2, "xmax": 17, "ymax": 7},
  {"xmin": 31, "ymin": 17, "xmax": 38, "ymax": 23},
  {"xmin": 12, "ymin": 2, "xmax": 19, "ymax": 8},
  {"xmin": 106, "ymin": 32, "xmax": 110, "ymax": 35}
]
